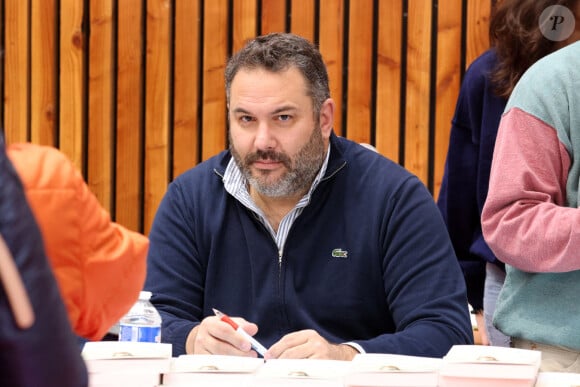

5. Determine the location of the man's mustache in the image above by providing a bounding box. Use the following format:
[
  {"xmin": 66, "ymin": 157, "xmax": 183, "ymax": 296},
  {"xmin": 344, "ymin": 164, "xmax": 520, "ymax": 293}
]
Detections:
[{"xmin": 245, "ymin": 150, "xmax": 291, "ymax": 167}]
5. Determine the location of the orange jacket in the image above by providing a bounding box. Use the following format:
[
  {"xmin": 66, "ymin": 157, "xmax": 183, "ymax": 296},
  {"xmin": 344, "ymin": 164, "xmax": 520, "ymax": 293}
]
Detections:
[{"xmin": 7, "ymin": 143, "xmax": 148, "ymax": 341}]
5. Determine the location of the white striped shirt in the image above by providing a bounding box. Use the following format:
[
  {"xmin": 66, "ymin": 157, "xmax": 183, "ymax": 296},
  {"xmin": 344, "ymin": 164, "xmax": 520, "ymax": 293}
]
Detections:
[{"xmin": 223, "ymin": 146, "xmax": 330, "ymax": 254}]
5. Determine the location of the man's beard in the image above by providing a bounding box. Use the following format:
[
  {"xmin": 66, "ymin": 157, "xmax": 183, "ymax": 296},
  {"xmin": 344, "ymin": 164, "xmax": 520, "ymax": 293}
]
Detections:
[{"xmin": 230, "ymin": 127, "xmax": 326, "ymax": 197}]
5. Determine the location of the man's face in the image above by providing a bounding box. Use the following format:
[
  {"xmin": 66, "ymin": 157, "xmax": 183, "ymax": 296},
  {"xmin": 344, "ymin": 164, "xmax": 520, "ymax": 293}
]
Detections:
[{"xmin": 228, "ymin": 67, "xmax": 333, "ymax": 198}]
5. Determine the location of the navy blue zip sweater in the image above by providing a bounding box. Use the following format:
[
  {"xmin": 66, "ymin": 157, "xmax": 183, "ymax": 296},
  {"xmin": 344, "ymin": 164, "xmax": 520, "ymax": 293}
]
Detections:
[
  {"xmin": 145, "ymin": 134, "xmax": 473, "ymax": 357},
  {"xmin": 437, "ymin": 49, "xmax": 507, "ymax": 311}
]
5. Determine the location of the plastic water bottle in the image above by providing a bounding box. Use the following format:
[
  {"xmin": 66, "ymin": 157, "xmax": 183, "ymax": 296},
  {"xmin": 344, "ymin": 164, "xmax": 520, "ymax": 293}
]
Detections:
[{"xmin": 118, "ymin": 291, "xmax": 162, "ymax": 343}]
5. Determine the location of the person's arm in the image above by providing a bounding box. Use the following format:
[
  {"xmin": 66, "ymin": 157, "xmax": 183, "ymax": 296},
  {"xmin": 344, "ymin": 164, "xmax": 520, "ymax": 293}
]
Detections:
[
  {"xmin": 357, "ymin": 177, "xmax": 474, "ymax": 357},
  {"xmin": 8, "ymin": 144, "xmax": 148, "ymax": 341},
  {"xmin": 76, "ymin": 177, "xmax": 149, "ymax": 341},
  {"xmin": 482, "ymin": 107, "xmax": 580, "ymax": 272}
]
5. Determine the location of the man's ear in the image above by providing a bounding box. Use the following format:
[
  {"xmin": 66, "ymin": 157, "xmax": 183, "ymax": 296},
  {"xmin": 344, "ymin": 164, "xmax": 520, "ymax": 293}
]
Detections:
[{"xmin": 319, "ymin": 98, "xmax": 335, "ymax": 137}]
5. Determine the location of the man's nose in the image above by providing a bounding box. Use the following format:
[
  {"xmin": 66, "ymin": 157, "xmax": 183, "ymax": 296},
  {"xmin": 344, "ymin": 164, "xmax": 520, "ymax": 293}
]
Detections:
[{"xmin": 254, "ymin": 122, "xmax": 276, "ymax": 150}]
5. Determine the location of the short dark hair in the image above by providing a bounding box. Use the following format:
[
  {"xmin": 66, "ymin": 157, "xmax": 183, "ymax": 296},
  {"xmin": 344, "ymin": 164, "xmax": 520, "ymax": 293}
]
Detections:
[{"xmin": 225, "ymin": 33, "xmax": 330, "ymax": 116}]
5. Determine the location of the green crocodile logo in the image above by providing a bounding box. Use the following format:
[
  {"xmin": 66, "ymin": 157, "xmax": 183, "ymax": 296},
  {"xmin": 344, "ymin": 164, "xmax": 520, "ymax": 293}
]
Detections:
[{"xmin": 331, "ymin": 248, "xmax": 348, "ymax": 258}]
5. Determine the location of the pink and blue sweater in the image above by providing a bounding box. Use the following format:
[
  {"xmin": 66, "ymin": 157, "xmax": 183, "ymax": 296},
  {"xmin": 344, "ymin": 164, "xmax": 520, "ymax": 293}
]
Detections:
[{"xmin": 482, "ymin": 41, "xmax": 580, "ymax": 349}]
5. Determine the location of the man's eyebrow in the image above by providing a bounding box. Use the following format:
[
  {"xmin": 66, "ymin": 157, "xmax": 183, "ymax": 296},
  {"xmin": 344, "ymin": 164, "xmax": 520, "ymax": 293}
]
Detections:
[
  {"xmin": 231, "ymin": 105, "xmax": 298, "ymax": 115},
  {"xmin": 271, "ymin": 106, "xmax": 297, "ymax": 115},
  {"xmin": 231, "ymin": 107, "xmax": 252, "ymax": 115}
]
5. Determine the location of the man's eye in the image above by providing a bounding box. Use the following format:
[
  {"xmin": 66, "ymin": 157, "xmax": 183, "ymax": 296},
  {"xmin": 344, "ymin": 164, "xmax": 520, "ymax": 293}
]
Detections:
[
  {"xmin": 240, "ymin": 115, "xmax": 253, "ymax": 123},
  {"xmin": 278, "ymin": 115, "xmax": 291, "ymax": 121}
]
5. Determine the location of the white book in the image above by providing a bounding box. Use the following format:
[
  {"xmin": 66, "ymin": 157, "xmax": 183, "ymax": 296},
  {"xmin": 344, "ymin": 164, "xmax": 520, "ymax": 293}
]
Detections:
[
  {"xmin": 251, "ymin": 358, "xmax": 350, "ymax": 387},
  {"xmin": 344, "ymin": 353, "xmax": 442, "ymax": 387},
  {"xmin": 438, "ymin": 345, "xmax": 541, "ymax": 387},
  {"xmin": 82, "ymin": 341, "xmax": 172, "ymax": 387},
  {"xmin": 160, "ymin": 354, "xmax": 264, "ymax": 386},
  {"xmin": 535, "ymin": 371, "xmax": 580, "ymax": 387}
]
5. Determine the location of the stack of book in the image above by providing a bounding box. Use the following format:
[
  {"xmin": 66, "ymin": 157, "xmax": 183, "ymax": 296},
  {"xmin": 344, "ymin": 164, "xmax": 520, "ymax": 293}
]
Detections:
[
  {"xmin": 438, "ymin": 345, "xmax": 541, "ymax": 387},
  {"xmin": 81, "ymin": 341, "xmax": 172, "ymax": 387},
  {"xmin": 343, "ymin": 353, "xmax": 442, "ymax": 387},
  {"xmin": 251, "ymin": 358, "xmax": 350, "ymax": 387},
  {"xmin": 79, "ymin": 343, "xmax": 550, "ymax": 386},
  {"xmin": 535, "ymin": 371, "xmax": 580, "ymax": 386},
  {"xmin": 159, "ymin": 354, "xmax": 263, "ymax": 386},
  {"xmin": 160, "ymin": 356, "xmax": 349, "ymax": 387}
]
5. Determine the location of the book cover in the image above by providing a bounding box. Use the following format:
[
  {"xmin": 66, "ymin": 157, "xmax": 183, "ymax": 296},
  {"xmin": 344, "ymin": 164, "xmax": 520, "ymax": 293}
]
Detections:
[
  {"xmin": 160, "ymin": 354, "xmax": 263, "ymax": 386},
  {"xmin": 82, "ymin": 341, "xmax": 172, "ymax": 387},
  {"xmin": 252, "ymin": 358, "xmax": 350, "ymax": 387},
  {"xmin": 438, "ymin": 345, "xmax": 541, "ymax": 387},
  {"xmin": 343, "ymin": 353, "xmax": 442, "ymax": 387},
  {"xmin": 535, "ymin": 371, "xmax": 580, "ymax": 387}
]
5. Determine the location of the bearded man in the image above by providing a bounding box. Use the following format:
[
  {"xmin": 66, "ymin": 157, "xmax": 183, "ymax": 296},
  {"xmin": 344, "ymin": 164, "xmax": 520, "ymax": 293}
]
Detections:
[{"xmin": 145, "ymin": 32, "xmax": 473, "ymax": 359}]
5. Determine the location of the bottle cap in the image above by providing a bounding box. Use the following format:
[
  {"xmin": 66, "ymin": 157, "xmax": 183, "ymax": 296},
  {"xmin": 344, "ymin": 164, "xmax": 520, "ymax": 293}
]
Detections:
[{"xmin": 139, "ymin": 291, "xmax": 152, "ymax": 300}]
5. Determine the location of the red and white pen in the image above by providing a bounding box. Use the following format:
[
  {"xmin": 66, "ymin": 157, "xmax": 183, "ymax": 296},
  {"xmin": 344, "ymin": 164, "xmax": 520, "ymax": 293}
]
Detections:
[{"xmin": 212, "ymin": 308, "xmax": 267, "ymax": 357}]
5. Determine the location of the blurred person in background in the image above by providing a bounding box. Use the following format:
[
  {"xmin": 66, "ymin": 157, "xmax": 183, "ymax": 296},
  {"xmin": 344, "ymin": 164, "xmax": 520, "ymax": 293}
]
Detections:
[
  {"xmin": 0, "ymin": 133, "xmax": 88, "ymax": 386},
  {"xmin": 7, "ymin": 142, "xmax": 149, "ymax": 343},
  {"xmin": 482, "ymin": 32, "xmax": 580, "ymax": 373},
  {"xmin": 437, "ymin": 0, "xmax": 580, "ymax": 346}
]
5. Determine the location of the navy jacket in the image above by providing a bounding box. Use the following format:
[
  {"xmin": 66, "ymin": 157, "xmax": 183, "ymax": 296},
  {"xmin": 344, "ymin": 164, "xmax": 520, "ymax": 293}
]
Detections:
[
  {"xmin": 146, "ymin": 134, "xmax": 473, "ymax": 357},
  {"xmin": 437, "ymin": 49, "xmax": 507, "ymax": 311}
]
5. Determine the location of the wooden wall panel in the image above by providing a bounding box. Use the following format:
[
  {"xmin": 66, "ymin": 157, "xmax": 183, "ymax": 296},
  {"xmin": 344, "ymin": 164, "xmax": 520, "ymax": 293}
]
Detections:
[
  {"xmin": 233, "ymin": 0, "xmax": 258, "ymax": 51},
  {"xmin": 144, "ymin": 0, "xmax": 171, "ymax": 234},
  {"xmin": 261, "ymin": 0, "xmax": 286, "ymax": 34},
  {"xmin": 116, "ymin": 0, "xmax": 144, "ymax": 232},
  {"xmin": 173, "ymin": 0, "xmax": 201, "ymax": 178},
  {"xmin": 88, "ymin": 0, "xmax": 114, "ymax": 211},
  {"xmin": 345, "ymin": 0, "xmax": 373, "ymax": 144},
  {"xmin": 0, "ymin": 0, "xmax": 3, "ymax": 127},
  {"xmin": 290, "ymin": 0, "xmax": 315, "ymax": 42},
  {"xmin": 434, "ymin": 0, "xmax": 463, "ymax": 200},
  {"xmin": 1, "ymin": 0, "xmax": 492, "ymax": 235},
  {"xmin": 4, "ymin": 1, "xmax": 29, "ymax": 144},
  {"xmin": 466, "ymin": 0, "xmax": 491, "ymax": 69},
  {"xmin": 59, "ymin": 0, "xmax": 85, "ymax": 171},
  {"xmin": 201, "ymin": 0, "xmax": 228, "ymax": 161},
  {"xmin": 319, "ymin": 0, "xmax": 345, "ymax": 137},
  {"xmin": 31, "ymin": 0, "xmax": 57, "ymax": 146},
  {"xmin": 375, "ymin": 0, "xmax": 402, "ymax": 162},
  {"xmin": 404, "ymin": 0, "xmax": 432, "ymax": 183}
]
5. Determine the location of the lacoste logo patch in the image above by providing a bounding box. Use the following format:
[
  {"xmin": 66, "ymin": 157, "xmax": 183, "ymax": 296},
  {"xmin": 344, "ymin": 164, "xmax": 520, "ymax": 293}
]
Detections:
[{"xmin": 331, "ymin": 248, "xmax": 348, "ymax": 258}]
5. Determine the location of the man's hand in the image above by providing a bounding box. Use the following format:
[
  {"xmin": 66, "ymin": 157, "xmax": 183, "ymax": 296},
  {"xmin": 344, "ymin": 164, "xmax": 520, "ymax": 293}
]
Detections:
[
  {"xmin": 185, "ymin": 315, "xmax": 261, "ymax": 357},
  {"xmin": 265, "ymin": 329, "xmax": 359, "ymax": 360}
]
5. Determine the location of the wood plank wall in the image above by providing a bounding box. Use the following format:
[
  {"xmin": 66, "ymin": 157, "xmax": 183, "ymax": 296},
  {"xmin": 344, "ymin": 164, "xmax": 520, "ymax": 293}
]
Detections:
[{"xmin": 0, "ymin": 0, "xmax": 492, "ymax": 235}]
